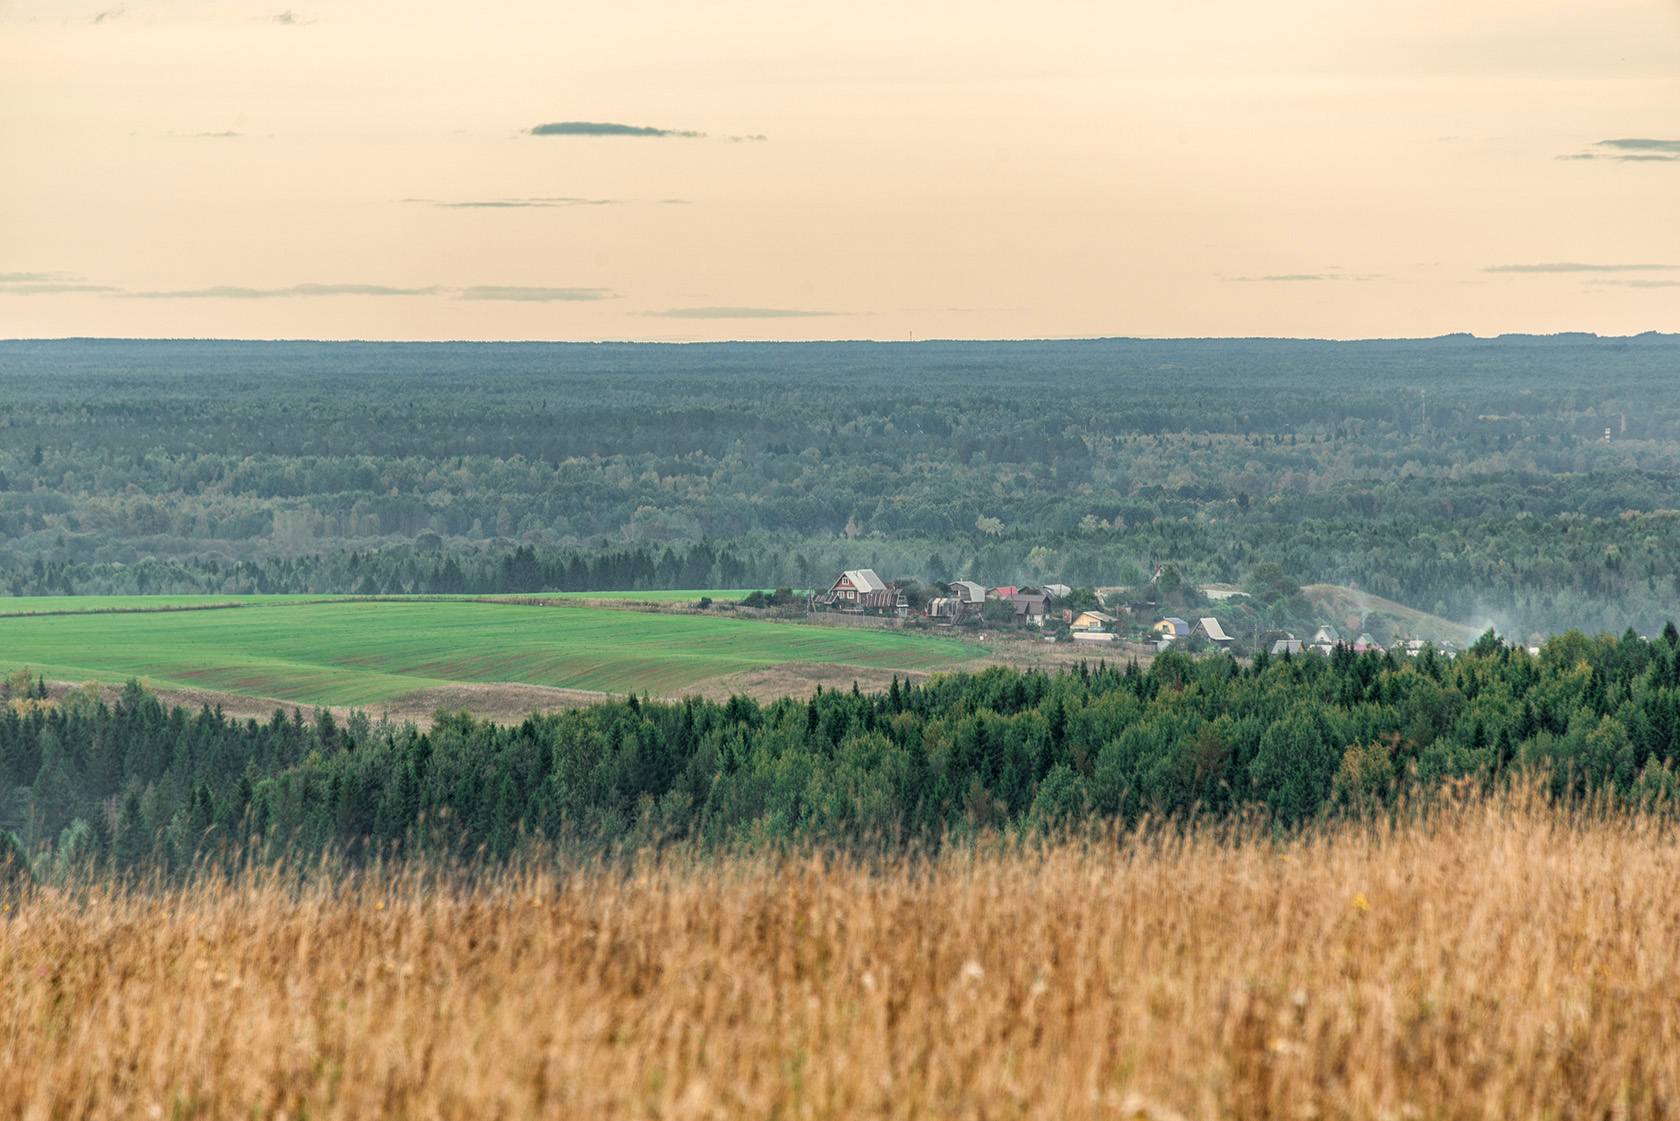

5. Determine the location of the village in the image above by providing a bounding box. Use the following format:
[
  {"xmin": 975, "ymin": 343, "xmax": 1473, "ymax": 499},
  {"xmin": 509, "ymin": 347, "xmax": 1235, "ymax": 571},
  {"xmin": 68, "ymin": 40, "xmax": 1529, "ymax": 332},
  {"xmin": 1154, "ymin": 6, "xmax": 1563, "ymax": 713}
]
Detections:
[{"xmin": 812, "ymin": 566, "xmax": 1468, "ymax": 659}]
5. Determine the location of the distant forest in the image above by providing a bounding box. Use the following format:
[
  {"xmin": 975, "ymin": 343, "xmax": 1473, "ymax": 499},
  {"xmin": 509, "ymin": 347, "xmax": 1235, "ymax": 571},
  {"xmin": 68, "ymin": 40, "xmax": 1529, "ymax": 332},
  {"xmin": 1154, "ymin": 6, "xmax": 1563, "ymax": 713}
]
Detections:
[{"xmin": 1, "ymin": 336, "xmax": 1678, "ymax": 634}]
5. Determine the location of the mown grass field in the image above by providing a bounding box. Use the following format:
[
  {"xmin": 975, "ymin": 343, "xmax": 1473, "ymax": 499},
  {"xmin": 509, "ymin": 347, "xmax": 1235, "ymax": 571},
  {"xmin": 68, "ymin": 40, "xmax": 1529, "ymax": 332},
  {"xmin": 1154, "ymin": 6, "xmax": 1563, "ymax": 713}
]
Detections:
[
  {"xmin": 6, "ymin": 792, "xmax": 1676, "ymax": 1119},
  {"xmin": 0, "ymin": 596, "xmax": 980, "ymax": 705}
]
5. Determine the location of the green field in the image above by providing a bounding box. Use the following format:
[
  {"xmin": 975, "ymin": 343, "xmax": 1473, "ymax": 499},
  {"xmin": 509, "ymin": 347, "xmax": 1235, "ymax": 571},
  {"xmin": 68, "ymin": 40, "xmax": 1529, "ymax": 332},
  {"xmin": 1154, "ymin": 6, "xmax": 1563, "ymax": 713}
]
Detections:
[{"xmin": 0, "ymin": 597, "xmax": 978, "ymax": 705}]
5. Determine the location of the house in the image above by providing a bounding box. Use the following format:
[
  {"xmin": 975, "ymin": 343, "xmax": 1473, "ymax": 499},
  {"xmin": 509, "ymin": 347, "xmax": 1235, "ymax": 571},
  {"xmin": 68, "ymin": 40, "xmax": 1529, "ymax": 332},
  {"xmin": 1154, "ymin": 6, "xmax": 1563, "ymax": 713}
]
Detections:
[
  {"xmin": 1352, "ymin": 632, "xmax": 1383, "ymax": 653},
  {"xmin": 992, "ymin": 586, "xmax": 1020, "ymax": 599},
  {"xmin": 1042, "ymin": 583, "xmax": 1072, "ymax": 600},
  {"xmin": 825, "ymin": 569, "xmax": 907, "ymax": 614},
  {"xmin": 1311, "ymin": 625, "xmax": 1341, "ymax": 646},
  {"xmin": 950, "ymin": 580, "xmax": 987, "ymax": 607},
  {"xmin": 1192, "ymin": 617, "xmax": 1234, "ymax": 645},
  {"xmin": 1152, "ymin": 617, "xmax": 1190, "ymax": 638},
  {"xmin": 828, "ymin": 568, "xmax": 887, "ymax": 602},
  {"xmin": 1071, "ymin": 610, "xmax": 1116, "ymax": 633},
  {"xmin": 1004, "ymin": 593, "xmax": 1049, "ymax": 624},
  {"xmin": 1271, "ymin": 638, "xmax": 1305, "ymax": 655}
]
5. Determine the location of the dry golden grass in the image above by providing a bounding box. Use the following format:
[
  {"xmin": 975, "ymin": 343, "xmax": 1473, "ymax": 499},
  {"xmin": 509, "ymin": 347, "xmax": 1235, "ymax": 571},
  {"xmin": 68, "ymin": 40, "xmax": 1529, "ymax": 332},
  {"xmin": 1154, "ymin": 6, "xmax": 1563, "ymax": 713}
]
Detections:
[{"xmin": 6, "ymin": 792, "xmax": 1680, "ymax": 1119}]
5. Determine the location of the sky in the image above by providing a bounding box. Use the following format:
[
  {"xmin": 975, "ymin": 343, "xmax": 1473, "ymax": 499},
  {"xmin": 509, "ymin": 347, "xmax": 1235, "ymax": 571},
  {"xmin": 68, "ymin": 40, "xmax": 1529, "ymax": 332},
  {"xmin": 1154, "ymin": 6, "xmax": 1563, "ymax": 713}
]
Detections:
[{"xmin": 3, "ymin": 0, "xmax": 1680, "ymax": 341}]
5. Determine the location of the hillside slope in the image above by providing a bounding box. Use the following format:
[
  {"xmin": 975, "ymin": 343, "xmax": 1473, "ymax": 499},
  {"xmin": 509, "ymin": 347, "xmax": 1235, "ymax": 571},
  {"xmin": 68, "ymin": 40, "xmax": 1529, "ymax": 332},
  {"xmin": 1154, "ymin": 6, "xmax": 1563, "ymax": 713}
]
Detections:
[{"xmin": 1302, "ymin": 584, "xmax": 1479, "ymax": 647}]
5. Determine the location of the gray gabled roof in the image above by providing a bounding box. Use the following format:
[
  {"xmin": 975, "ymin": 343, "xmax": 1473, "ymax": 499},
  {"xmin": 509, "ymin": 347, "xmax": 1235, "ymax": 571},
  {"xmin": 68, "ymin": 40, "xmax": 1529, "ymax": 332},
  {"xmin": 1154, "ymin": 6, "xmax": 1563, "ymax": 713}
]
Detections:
[
  {"xmin": 951, "ymin": 580, "xmax": 987, "ymax": 603},
  {"xmin": 1196, "ymin": 617, "xmax": 1233, "ymax": 642},
  {"xmin": 842, "ymin": 568, "xmax": 887, "ymax": 593}
]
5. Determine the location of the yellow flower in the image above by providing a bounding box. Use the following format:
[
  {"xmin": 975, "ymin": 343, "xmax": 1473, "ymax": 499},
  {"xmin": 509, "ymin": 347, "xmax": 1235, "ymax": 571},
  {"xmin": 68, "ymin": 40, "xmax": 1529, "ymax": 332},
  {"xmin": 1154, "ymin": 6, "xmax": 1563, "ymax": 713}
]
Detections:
[{"xmin": 1353, "ymin": 892, "xmax": 1369, "ymax": 913}]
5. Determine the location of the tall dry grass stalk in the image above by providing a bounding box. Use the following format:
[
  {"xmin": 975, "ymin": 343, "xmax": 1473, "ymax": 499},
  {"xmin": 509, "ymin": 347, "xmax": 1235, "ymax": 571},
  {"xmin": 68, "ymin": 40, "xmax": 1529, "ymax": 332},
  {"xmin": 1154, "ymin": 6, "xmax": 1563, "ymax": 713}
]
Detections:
[{"xmin": 5, "ymin": 787, "xmax": 1680, "ymax": 1119}]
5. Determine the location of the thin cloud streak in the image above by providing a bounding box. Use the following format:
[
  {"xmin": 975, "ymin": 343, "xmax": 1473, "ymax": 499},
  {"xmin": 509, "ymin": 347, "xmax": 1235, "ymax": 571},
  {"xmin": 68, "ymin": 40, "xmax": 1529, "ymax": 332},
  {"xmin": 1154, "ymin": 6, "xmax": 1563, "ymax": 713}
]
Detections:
[
  {"xmin": 1486, "ymin": 263, "xmax": 1677, "ymax": 274},
  {"xmin": 406, "ymin": 197, "xmax": 621, "ymax": 209},
  {"xmin": 124, "ymin": 283, "xmax": 443, "ymax": 299},
  {"xmin": 1560, "ymin": 138, "xmax": 1680, "ymax": 163},
  {"xmin": 457, "ymin": 286, "xmax": 616, "ymax": 302},
  {"xmin": 643, "ymin": 307, "xmax": 842, "ymax": 318},
  {"xmin": 1226, "ymin": 273, "xmax": 1386, "ymax": 282},
  {"xmin": 0, "ymin": 272, "xmax": 118, "ymax": 295},
  {"xmin": 529, "ymin": 121, "xmax": 703, "ymax": 139},
  {"xmin": 0, "ymin": 283, "xmax": 120, "ymax": 295}
]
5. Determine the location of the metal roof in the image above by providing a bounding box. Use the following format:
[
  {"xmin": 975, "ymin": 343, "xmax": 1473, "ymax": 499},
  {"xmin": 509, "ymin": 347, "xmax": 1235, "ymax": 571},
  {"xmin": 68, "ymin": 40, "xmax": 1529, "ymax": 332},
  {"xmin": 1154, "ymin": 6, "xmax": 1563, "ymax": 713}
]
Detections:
[
  {"xmin": 843, "ymin": 568, "xmax": 888, "ymax": 593},
  {"xmin": 1196, "ymin": 617, "xmax": 1233, "ymax": 642},
  {"xmin": 951, "ymin": 580, "xmax": 987, "ymax": 603}
]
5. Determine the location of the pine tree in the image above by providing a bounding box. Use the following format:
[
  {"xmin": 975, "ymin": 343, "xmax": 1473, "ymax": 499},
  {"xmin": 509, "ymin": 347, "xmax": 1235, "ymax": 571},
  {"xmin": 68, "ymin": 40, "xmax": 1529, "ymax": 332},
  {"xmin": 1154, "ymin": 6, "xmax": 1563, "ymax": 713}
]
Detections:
[{"xmin": 113, "ymin": 791, "xmax": 147, "ymax": 875}]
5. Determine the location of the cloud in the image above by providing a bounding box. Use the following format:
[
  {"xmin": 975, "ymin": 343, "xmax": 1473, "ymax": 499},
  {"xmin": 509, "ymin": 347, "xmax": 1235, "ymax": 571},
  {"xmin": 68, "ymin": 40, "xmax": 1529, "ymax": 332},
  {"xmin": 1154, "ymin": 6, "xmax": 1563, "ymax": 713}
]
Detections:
[
  {"xmin": 274, "ymin": 10, "xmax": 295, "ymax": 23},
  {"xmin": 529, "ymin": 121, "xmax": 703, "ymax": 139},
  {"xmin": 1595, "ymin": 279, "xmax": 1680, "ymax": 289},
  {"xmin": 124, "ymin": 283, "xmax": 442, "ymax": 299},
  {"xmin": 1225, "ymin": 273, "xmax": 1385, "ymax": 282},
  {"xmin": 91, "ymin": 6, "xmax": 124, "ymax": 23},
  {"xmin": 407, "ymin": 197, "xmax": 620, "ymax": 209},
  {"xmin": 643, "ymin": 306, "xmax": 841, "ymax": 318},
  {"xmin": 194, "ymin": 131, "xmax": 243, "ymax": 139},
  {"xmin": 457, "ymin": 286, "xmax": 616, "ymax": 302},
  {"xmin": 1561, "ymin": 138, "xmax": 1680, "ymax": 162},
  {"xmin": 0, "ymin": 272, "xmax": 117, "ymax": 295},
  {"xmin": 1485, "ymin": 262, "xmax": 1678, "ymax": 273},
  {"xmin": 726, "ymin": 134, "xmax": 768, "ymax": 143},
  {"xmin": 0, "ymin": 283, "xmax": 120, "ymax": 295}
]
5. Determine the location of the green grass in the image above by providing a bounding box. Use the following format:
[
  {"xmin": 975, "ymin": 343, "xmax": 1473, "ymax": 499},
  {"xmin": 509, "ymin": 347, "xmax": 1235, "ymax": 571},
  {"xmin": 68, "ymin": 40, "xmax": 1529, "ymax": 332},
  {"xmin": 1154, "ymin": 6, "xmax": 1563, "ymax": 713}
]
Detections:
[
  {"xmin": 549, "ymin": 589, "xmax": 763, "ymax": 603},
  {"xmin": 0, "ymin": 597, "xmax": 979, "ymax": 706}
]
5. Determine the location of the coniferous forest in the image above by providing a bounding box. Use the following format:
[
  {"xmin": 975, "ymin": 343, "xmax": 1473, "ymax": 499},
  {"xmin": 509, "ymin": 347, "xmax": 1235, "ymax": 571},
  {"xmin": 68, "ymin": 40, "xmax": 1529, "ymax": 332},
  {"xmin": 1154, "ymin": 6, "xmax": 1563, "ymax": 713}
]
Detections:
[{"xmin": 7, "ymin": 623, "xmax": 1680, "ymax": 877}]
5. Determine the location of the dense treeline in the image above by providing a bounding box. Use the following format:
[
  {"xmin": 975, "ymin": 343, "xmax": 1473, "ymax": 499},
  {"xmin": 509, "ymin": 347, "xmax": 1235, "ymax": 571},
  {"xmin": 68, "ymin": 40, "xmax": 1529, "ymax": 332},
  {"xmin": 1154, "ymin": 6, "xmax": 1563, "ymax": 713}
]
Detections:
[
  {"xmin": 12, "ymin": 508, "xmax": 1677, "ymax": 637},
  {"xmin": 4, "ymin": 335, "xmax": 1680, "ymax": 633},
  {"xmin": 7, "ymin": 622, "xmax": 1680, "ymax": 877}
]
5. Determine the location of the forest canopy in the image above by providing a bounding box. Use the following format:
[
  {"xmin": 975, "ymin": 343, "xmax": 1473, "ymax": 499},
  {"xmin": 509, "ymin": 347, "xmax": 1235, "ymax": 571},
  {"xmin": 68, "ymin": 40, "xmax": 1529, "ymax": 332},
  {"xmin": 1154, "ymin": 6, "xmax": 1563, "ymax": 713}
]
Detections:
[{"xmin": 0, "ymin": 336, "xmax": 1677, "ymax": 634}]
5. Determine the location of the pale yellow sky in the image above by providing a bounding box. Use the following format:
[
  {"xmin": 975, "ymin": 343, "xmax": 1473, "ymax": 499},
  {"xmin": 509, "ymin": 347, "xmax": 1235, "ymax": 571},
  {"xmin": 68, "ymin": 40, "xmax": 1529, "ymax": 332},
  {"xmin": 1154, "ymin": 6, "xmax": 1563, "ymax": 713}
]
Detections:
[{"xmin": 3, "ymin": 0, "xmax": 1679, "ymax": 340}]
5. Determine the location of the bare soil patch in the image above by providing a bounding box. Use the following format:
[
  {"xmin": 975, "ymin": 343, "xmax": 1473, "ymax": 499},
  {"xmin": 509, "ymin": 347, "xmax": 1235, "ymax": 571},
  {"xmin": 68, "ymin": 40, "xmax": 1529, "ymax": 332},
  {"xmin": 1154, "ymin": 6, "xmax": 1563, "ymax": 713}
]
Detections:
[{"xmin": 669, "ymin": 662, "xmax": 937, "ymax": 703}]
